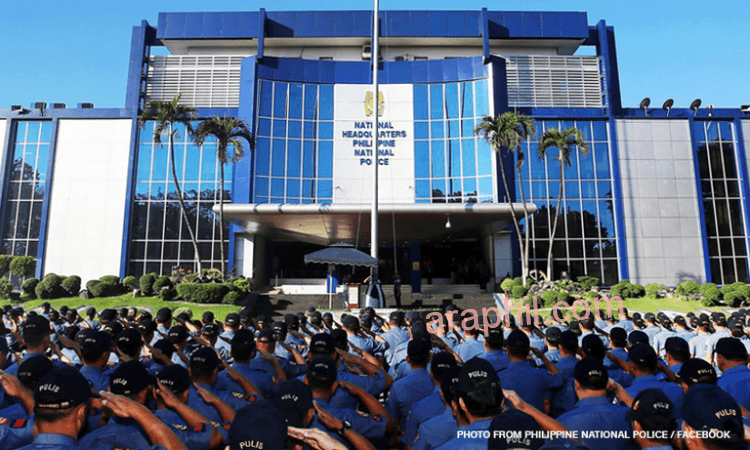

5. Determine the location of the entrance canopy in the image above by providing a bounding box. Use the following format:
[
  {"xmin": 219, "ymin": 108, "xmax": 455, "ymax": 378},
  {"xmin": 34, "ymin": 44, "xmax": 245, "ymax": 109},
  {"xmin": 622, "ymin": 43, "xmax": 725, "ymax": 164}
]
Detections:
[{"xmin": 217, "ymin": 202, "xmax": 536, "ymax": 246}]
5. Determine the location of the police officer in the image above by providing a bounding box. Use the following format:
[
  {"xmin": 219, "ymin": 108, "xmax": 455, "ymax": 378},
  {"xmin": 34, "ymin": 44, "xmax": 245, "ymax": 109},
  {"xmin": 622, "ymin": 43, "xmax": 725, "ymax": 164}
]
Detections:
[
  {"xmin": 624, "ymin": 344, "xmax": 684, "ymax": 418},
  {"xmin": 688, "ymin": 317, "xmax": 711, "ymax": 359},
  {"xmin": 479, "ymin": 327, "xmax": 510, "ymax": 373},
  {"xmin": 680, "ymin": 384, "xmax": 746, "ymax": 450},
  {"xmin": 676, "ymin": 358, "xmax": 717, "ymax": 392},
  {"xmin": 215, "ymin": 328, "xmax": 278, "ymax": 399},
  {"xmin": 715, "ymin": 337, "xmax": 750, "ymax": 411},
  {"xmin": 625, "ymin": 389, "xmax": 677, "ymax": 450},
  {"xmin": 79, "ymin": 330, "xmax": 113, "ymax": 393},
  {"xmin": 386, "ymin": 336, "xmax": 436, "ymax": 428},
  {"xmin": 551, "ymin": 330, "xmax": 579, "ymax": 417},
  {"xmin": 413, "ymin": 366, "xmax": 461, "ymax": 450}
]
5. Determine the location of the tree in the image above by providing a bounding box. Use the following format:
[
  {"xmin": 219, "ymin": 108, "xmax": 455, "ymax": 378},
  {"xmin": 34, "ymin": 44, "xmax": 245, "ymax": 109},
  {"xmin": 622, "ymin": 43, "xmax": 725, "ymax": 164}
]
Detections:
[
  {"xmin": 139, "ymin": 94, "xmax": 203, "ymax": 273},
  {"xmin": 538, "ymin": 127, "xmax": 589, "ymax": 281},
  {"xmin": 194, "ymin": 116, "xmax": 254, "ymax": 278},
  {"xmin": 475, "ymin": 113, "xmax": 536, "ymax": 286}
]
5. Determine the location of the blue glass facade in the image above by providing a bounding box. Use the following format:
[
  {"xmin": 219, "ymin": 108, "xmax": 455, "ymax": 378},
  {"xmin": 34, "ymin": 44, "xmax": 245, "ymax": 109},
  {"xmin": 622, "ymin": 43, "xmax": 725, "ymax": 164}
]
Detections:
[
  {"xmin": 253, "ymin": 81, "xmax": 334, "ymax": 204},
  {"xmin": 694, "ymin": 120, "xmax": 749, "ymax": 284},
  {"xmin": 516, "ymin": 120, "xmax": 619, "ymax": 285},
  {"xmin": 1, "ymin": 121, "xmax": 51, "ymax": 259},
  {"xmin": 413, "ymin": 80, "xmax": 495, "ymax": 203},
  {"xmin": 128, "ymin": 121, "xmax": 229, "ymax": 276}
]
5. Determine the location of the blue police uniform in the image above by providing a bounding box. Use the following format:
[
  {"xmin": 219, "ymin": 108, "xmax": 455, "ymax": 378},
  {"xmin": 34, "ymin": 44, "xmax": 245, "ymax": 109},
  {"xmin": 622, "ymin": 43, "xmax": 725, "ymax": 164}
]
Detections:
[
  {"xmin": 0, "ymin": 416, "xmax": 34, "ymax": 449},
  {"xmin": 689, "ymin": 333, "xmax": 710, "ymax": 359},
  {"xmin": 605, "ymin": 348, "xmax": 634, "ymax": 388},
  {"xmin": 385, "ymin": 368, "xmax": 435, "ymax": 425},
  {"xmin": 285, "ymin": 334, "xmax": 308, "ymax": 357},
  {"xmin": 60, "ymin": 348, "xmax": 81, "ymax": 366},
  {"xmin": 348, "ymin": 334, "xmax": 387, "ymax": 357},
  {"xmin": 216, "ymin": 329, "xmax": 234, "ymax": 360},
  {"xmin": 413, "ymin": 407, "xmax": 456, "ymax": 450},
  {"xmin": 545, "ymin": 347, "xmax": 562, "ymax": 364},
  {"xmin": 625, "ymin": 375, "xmax": 685, "ymax": 418},
  {"xmin": 0, "ymin": 402, "xmax": 29, "ymax": 420},
  {"xmin": 153, "ymin": 410, "xmax": 215, "ymax": 450},
  {"xmin": 78, "ymin": 415, "xmax": 210, "ymax": 450},
  {"xmin": 497, "ymin": 361, "xmax": 563, "ymax": 412},
  {"xmin": 652, "ymin": 330, "xmax": 676, "ymax": 358},
  {"xmin": 80, "ymin": 365, "xmax": 112, "ymax": 394},
  {"xmin": 717, "ymin": 364, "xmax": 750, "ymax": 411},
  {"xmin": 642, "ymin": 326, "xmax": 661, "ymax": 341},
  {"xmin": 194, "ymin": 381, "xmax": 254, "ymax": 411},
  {"xmin": 5, "ymin": 353, "xmax": 67, "ymax": 377},
  {"xmin": 674, "ymin": 329, "xmax": 695, "ymax": 343},
  {"xmin": 479, "ymin": 349, "xmax": 510, "ymax": 373},
  {"xmin": 16, "ymin": 434, "xmax": 83, "ymax": 450},
  {"xmin": 579, "ymin": 331, "xmax": 608, "ymax": 348},
  {"xmin": 551, "ymin": 355, "xmax": 578, "ymax": 417},
  {"xmin": 527, "ymin": 332, "xmax": 548, "ymax": 366},
  {"xmin": 706, "ymin": 329, "xmax": 731, "ymax": 360},
  {"xmin": 218, "ymin": 361, "xmax": 278, "ymax": 399},
  {"xmin": 382, "ymin": 327, "xmax": 409, "ymax": 365},
  {"xmin": 557, "ymin": 396, "xmax": 639, "ymax": 450},
  {"xmin": 433, "ymin": 417, "xmax": 494, "ymax": 450},
  {"xmin": 336, "ymin": 364, "xmax": 387, "ymax": 404},
  {"xmin": 185, "ymin": 385, "xmax": 224, "ymax": 424},
  {"xmin": 311, "ymin": 397, "xmax": 387, "ymax": 440},
  {"xmin": 454, "ymin": 338, "xmax": 485, "ymax": 362},
  {"xmin": 401, "ymin": 387, "xmax": 444, "ymax": 446}
]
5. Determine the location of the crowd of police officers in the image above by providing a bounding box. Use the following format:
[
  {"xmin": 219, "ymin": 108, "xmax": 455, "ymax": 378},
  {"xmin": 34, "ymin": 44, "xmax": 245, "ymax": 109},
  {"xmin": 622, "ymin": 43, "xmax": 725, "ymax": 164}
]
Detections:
[{"xmin": 0, "ymin": 301, "xmax": 749, "ymax": 450}]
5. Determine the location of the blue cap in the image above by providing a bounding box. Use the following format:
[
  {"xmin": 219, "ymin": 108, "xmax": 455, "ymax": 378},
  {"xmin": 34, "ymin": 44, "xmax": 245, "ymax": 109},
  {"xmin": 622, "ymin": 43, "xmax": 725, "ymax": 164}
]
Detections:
[
  {"xmin": 190, "ymin": 347, "xmax": 221, "ymax": 371},
  {"xmin": 683, "ymin": 384, "xmax": 745, "ymax": 444},
  {"xmin": 628, "ymin": 330, "xmax": 649, "ymax": 346},
  {"xmin": 18, "ymin": 354, "xmax": 54, "ymax": 389},
  {"xmin": 538, "ymin": 439, "xmax": 591, "ymax": 450},
  {"xmin": 306, "ymin": 357, "xmax": 337, "ymax": 383},
  {"xmin": 625, "ymin": 388, "xmax": 675, "ymax": 426},
  {"xmin": 228, "ymin": 400, "xmax": 287, "ymax": 450},
  {"xmin": 80, "ymin": 330, "xmax": 111, "ymax": 354},
  {"xmin": 109, "ymin": 360, "xmax": 154, "ymax": 396},
  {"xmin": 273, "ymin": 379, "xmax": 313, "ymax": 427},
  {"xmin": 35, "ymin": 367, "xmax": 98, "ymax": 409},
  {"xmin": 488, "ymin": 409, "xmax": 544, "ymax": 450},
  {"xmin": 156, "ymin": 364, "xmax": 191, "ymax": 394}
]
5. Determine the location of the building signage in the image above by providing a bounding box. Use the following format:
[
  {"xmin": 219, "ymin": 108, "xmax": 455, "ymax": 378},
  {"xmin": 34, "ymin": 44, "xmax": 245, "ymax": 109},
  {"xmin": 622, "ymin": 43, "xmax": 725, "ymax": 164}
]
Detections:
[{"xmin": 333, "ymin": 84, "xmax": 415, "ymax": 204}]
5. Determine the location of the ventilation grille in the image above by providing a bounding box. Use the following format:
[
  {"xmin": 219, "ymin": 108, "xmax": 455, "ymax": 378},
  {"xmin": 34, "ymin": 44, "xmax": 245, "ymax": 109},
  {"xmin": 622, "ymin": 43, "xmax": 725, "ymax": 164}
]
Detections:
[
  {"xmin": 144, "ymin": 55, "xmax": 244, "ymax": 108},
  {"xmin": 505, "ymin": 55, "xmax": 603, "ymax": 108}
]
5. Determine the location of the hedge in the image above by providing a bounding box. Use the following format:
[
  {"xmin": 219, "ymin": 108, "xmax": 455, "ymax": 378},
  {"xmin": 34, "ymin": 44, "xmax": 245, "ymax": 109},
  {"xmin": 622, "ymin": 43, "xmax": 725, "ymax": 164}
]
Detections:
[
  {"xmin": 0, "ymin": 278, "xmax": 11, "ymax": 299},
  {"xmin": 610, "ymin": 280, "xmax": 645, "ymax": 299},
  {"xmin": 22, "ymin": 278, "xmax": 39, "ymax": 298},
  {"xmin": 176, "ymin": 282, "xmax": 230, "ymax": 304},
  {"xmin": 576, "ymin": 276, "xmax": 600, "ymax": 292},
  {"xmin": 721, "ymin": 282, "xmax": 750, "ymax": 307},
  {"xmin": 9, "ymin": 256, "xmax": 35, "ymax": 277},
  {"xmin": 62, "ymin": 276, "xmax": 81, "ymax": 296},
  {"xmin": 86, "ymin": 279, "xmax": 117, "ymax": 298},
  {"xmin": 139, "ymin": 273, "xmax": 158, "ymax": 296},
  {"xmin": 645, "ymin": 283, "xmax": 666, "ymax": 299},
  {"xmin": 0, "ymin": 255, "xmax": 12, "ymax": 276},
  {"xmin": 699, "ymin": 283, "xmax": 721, "ymax": 307},
  {"xmin": 511, "ymin": 285, "xmax": 528, "ymax": 300},
  {"xmin": 123, "ymin": 276, "xmax": 138, "ymax": 291},
  {"xmin": 35, "ymin": 273, "xmax": 64, "ymax": 299},
  {"xmin": 676, "ymin": 281, "xmax": 701, "ymax": 297}
]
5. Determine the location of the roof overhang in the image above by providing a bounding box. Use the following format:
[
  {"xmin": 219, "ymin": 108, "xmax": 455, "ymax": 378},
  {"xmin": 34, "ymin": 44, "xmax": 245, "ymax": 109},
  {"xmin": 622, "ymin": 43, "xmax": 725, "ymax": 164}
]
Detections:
[{"xmin": 216, "ymin": 202, "xmax": 536, "ymax": 246}]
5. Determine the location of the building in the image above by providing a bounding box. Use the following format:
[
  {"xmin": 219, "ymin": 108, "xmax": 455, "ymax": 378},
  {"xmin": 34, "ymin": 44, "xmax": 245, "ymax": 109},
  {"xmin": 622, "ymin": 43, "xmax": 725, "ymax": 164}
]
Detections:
[{"xmin": 1, "ymin": 9, "xmax": 748, "ymax": 291}]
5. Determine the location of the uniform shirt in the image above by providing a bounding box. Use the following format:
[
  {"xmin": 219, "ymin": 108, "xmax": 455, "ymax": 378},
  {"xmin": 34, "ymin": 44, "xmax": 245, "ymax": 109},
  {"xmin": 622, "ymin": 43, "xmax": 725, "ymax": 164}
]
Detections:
[
  {"xmin": 717, "ymin": 364, "xmax": 750, "ymax": 411},
  {"xmin": 625, "ymin": 375, "xmax": 685, "ymax": 418},
  {"xmin": 80, "ymin": 365, "xmax": 112, "ymax": 394},
  {"xmin": 642, "ymin": 325, "xmax": 661, "ymax": 341},
  {"xmin": 4, "ymin": 353, "xmax": 67, "ymax": 377},
  {"xmin": 652, "ymin": 330, "xmax": 676, "ymax": 358},
  {"xmin": 689, "ymin": 333, "xmax": 710, "ymax": 359},
  {"xmin": 0, "ymin": 416, "xmax": 34, "ymax": 450},
  {"xmin": 497, "ymin": 360, "xmax": 563, "ymax": 412},
  {"xmin": 382, "ymin": 327, "xmax": 409, "ymax": 365},
  {"xmin": 545, "ymin": 347, "xmax": 562, "ymax": 364},
  {"xmin": 557, "ymin": 396, "xmax": 639, "ymax": 450},
  {"xmin": 152, "ymin": 410, "xmax": 215, "ymax": 450},
  {"xmin": 348, "ymin": 334, "xmax": 387, "ymax": 358},
  {"xmin": 479, "ymin": 349, "xmax": 510, "ymax": 373},
  {"xmin": 311, "ymin": 397, "xmax": 386, "ymax": 440},
  {"xmin": 579, "ymin": 330, "xmax": 609, "ymax": 348},
  {"xmin": 194, "ymin": 381, "xmax": 255, "ymax": 412},
  {"xmin": 706, "ymin": 329, "xmax": 732, "ymax": 359},
  {"xmin": 674, "ymin": 329, "xmax": 695, "ymax": 343},
  {"xmin": 527, "ymin": 332, "xmax": 548, "ymax": 367},
  {"xmin": 551, "ymin": 355, "xmax": 578, "ymax": 417},
  {"xmin": 329, "ymin": 364, "xmax": 387, "ymax": 409},
  {"xmin": 218, "ymin": 360, "xmax": 278, "ymax": 399},
  {"xmin": 413, "ymin": 407, "xmax": 456, "ymax": 450},
  {"xmin": 186, "ymin": 385, "xmax": 224, "ymax": 424},
  {"xmin": 454, "ymin": 337, "xmax": 485, "ymax": 362},
  {"xmin": 60, "ymin": 348, "xmax": 81, "ymax": 366},
  {"xmin": 401, "ymin": 387, "xmax": 444, "ymax": 446},
  {"xmin": 385, "ymin": 368, "xmax": 435, "ymax": 425},
  {"xmin": 433, "ymin": 417, "xmax": 494, "ymax": 450}
]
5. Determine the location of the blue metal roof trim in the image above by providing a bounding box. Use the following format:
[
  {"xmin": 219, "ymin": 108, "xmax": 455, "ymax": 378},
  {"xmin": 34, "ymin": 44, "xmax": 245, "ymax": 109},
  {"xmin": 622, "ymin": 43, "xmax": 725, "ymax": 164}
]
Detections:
[{"xmin": 155, "ymin": 10, "xmax": 588, "ymax": 40}]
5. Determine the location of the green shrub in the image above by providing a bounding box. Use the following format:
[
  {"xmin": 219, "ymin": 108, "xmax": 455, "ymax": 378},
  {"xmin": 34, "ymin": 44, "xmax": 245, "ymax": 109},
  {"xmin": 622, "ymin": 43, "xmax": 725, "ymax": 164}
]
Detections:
[
  {"xmin": 512, "ymin": 277, "xmax": 524, "ymax": 286},
  {"xmin": 173, "ymin": 307, "xmax": 193, "ymax": 319},
  {"xmin": 99, "ymin": 276, "xmax": 123, "ymax": 294},
  {"xmin": 233, "ymin": 278, "xmax": 251, "ymax": 292},
  {"xmin": 139, "ymin": 273, "xmax": 158, "ymax": 296},
  {"xmin": 86, "ymin": 280, "xmax": 116, "ymax": 298},
  {"xmin": 676, "ymin": 281, "xmax": 701, "ymax": 298},
  {"xmin": 0, "ymin": 278, "xmax": 12, "ymax": 299},
  {"xmin": 223, "ymin": 291, "xmax": 241, "ymax": 305},
  {"xmin": 22, "ymin": 278, "xmax": 39, "ymax": 298},
  {"xmin": 721, "ymin": 282, "xmax": 750, "ymax": 307},
  {"xmin": 0, "ymin": 255, "xmax": 13, "ymax": 276},
  {"xmin": 699, "ymin": 283, "xmax": 721, "ymax": 306},
  {"xmin": 99, "ymin": 275, "xmax": 120, "ymax": 285},
  {"xmin": 35, "ymin": 273, "xmax": 64, "ymax": 299},
  {"xmin": 556, "ymin": 291, "xmax": 571, "ymax": 305},
  {"xmin": 159, "ymin": 285, "xmax": 177, "ymax": 300},
  {"xmin": 123, "ymin": 276, "xmax": 138, "ymax": 291},
  {"xmin": 153, "ymin": 276, "xmax": 174, "ymax": 292},
  {"xmin": 629, "ymin": 284, "xmax": 646, "ymax": 298},
  {"xmin": 611, "ymin": 279, "xmax": 645, "ymax": 299},
  {"xmin": 645, "ymin": 283, "xmax": 666, "ymax": 299},
  {"xmin": 584, "ymin": 290, "xmax": 600, "ymax": 300},
  {"xmin": 511, "ymin": 285, "xmax": 528, "ymax": 300},
  {"xmin": 541, "ymin": 290, "xmax": 558, "ymax": 307},
  {"xmin": 9, "ymin": 256, "xmax": 35, "ymax": 278},
  {"xmin": 500, "ymin": 278, "xmax": 515, "ymax": 293},
  {"xmin": 176, "ymin": 282, "xmax": 230, "ymax": 304},
  {"xmin": 576, "ymin": 276, "xmax": 600, "ymax": 292},
  {"xmin": 61, "ymin": 276, "xmax": 81, "ymax": 296}
]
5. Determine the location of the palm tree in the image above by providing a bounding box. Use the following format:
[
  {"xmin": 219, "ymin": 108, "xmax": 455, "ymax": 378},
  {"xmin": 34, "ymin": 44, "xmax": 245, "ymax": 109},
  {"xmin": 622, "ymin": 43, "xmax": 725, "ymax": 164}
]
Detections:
[
  {"xmin": 194, "ymin": 116, "xmax": 254, "ymax": 278},
  {"xmin": 475, "ymin": 112, "xmax": 536, "ymax": 286},
  {"xmin": 538, "ymin": 127, "xmax": 589, "ymax": 281},
  {"xmin": 139, "ymin": 94, "xmax": 203, "ymax": 273}
]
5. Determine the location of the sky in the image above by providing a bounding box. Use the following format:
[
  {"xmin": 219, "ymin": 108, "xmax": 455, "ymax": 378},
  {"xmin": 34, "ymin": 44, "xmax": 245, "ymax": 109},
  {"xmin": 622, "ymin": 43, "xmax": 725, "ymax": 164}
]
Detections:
[{"xmin": 0, "ymin": 0, "xmax": 747, "ymax": 110}]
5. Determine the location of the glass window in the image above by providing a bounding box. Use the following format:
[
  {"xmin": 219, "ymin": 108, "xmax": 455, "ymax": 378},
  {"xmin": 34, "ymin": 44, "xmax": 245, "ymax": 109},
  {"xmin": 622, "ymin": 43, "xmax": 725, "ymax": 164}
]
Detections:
[
  {"xmin": 463, "ymin": 178, "xmax": 477, "ymax": 197},
  {"xmin": 415, "ymin": 180, "xmax": 430, "ymax": 198},
  {"xmin": 462, "ymin": 119, "xmax": 474, "ymax": 137},
  {"xmin": 415, "ymin": 122, "xmax": 429, "ymax": 139},
  {"xmin": 592, "ymin": 121, "xmax": 607, "ymax": 141},
  {"xmin": 271, "ymin": 139, "xmax": 286, "ymax": 177},
  {"xmin": 318, "ymin": 180, "xmax": 333, "ymax": 198},
  {"xmin": 449, "ymin": 140, "xmax": 461, "ymax": 177},
  {"xmin": 260, "ymin": 81, "xmax": 273, "ymax": 116},
  {"xmin": 257, "ymin": 118, "xmax": 272, "ymax": 137},
  {"xmin": 462, "ymin": 139, "xmax": 476, "ymax": 177},
  {"xmin": 430, "ymin": 84, "xmax": 443, "ymax": 120},
  {"xmin": 431, "ymin": 141, "xmax": 445, "ymax": 178},
  {"xmin": 318, "ymin": 122, "xmax": 333, "ymax": 140},
  {"xmin": 304, "ymin": 122, "xmax": 316, "ymax": 139},
  {"xmin": 477, "ymin": 140, "xmax": 492, "ymax": 176},
  {"xmin": 273, "ymin": 120, "xmax": 286, "ymax": 138},
  {"xmin": 271, "ymin": 178, "xmax": 285, "ymax": 197},
  {"xmin": 594, "ymin": 144, "xmax": 610, "ymax": 179},
  {"xmin": 289, "ymin": 84, "xmax": 303, "ymax": 119},
  {"xmin": 447, "ymin": 120, "xmax": 459, "ymax": 139},
  {"xmin": 414, "ymin": 85, "xmax": 429, "ymax": 120},
  {"xmin": 415, "ymin": 142, "xmax": 430, "ymax": 178},
  {"xmin": 286, "ymin": 140, "xmax": 301, "ymax": 177},
  {"xmin": 304, "ymin": 85, "xmax": 318, "ymax": 120},
  {"xmin": 319, "ymin": 85, "xmax": 334, "ymax": 120},
  {"xmin": 431, "ymin": 121, "xmax": 444, "ymax": 139},
  {"xmin": 445, "ymin": 84, "xmax": 459, "ymax": 119},
  {"xmin": 255, "ymin": 177, "xmax": 269, "ymax": 197},
  {"xmin": 255, "ymin": 138, "xmax": 270, "ymax": 176},
  {"xmin": 288, "ymin": 120, "xmax": 302, "ymax": 139},
  {"xmin": 461, "ymin": 82, "xmax": 475, "ymax": 118},
  {"xmin": 479, "ymin": 177, "xmax": 493, "ymax": 197},
  {"xmin": 287, "ymin": 179, "xmax": 300, "ymax": 198},
  {"xmin": 318, "ymin": 142, "xmax": 333, "ymax": 178},
  {"xmin": 474, "ymin": 80, "xmax": 488, "ymax": 116},
  {"xmin": 303, "ymin": 141, "xmax": 315, "ymax": 178},
  {"xmin": 273, "ymin": 82, "xmax": 288, "ymax": 118}
]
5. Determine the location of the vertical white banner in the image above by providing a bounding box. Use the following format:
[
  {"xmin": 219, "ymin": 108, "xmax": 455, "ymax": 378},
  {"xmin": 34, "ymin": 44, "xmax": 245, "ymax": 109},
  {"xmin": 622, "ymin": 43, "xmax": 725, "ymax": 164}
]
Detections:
[{"xmin": 333, "ymin": 84, "xmax": 415, "ymax": 204}]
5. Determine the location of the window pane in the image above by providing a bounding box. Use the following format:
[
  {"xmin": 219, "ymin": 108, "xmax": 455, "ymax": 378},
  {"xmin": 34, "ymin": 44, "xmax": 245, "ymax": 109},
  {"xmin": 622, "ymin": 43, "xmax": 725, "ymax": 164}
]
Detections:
[
  {"xmin": 271, "ymin": 178, "xmax": 285, "ymax": 197},
  {"xmin": 303, "ymin": 141, "xmax": 315, "ymax": 177},
  {"xmin": 319, "ymin": 122, "xmax": 333, "ymax": 139},
  {"xmin": 273, "ymin": 82, "xmax": 288, "ymax": 118},
  {"xmin": 430, "ymin": 84, "xmax": 443, "ymax": 120},
  {"xmin": 273, "ymin": 120, "xmax": 286, "ymax": 138},
  {"xmin": 479, "ymin": 177, "xmax": 493, "ymax": 197},
  {"xmin": 318, "ymin": 180, "xmax": 333, "ymax": 198},
  {"xmin": 255, "ymin": 138, "xmax": 270, "ymax": 176},
  {"xmin": 260, "ymin": 81, "xmax": 273, "ymax": 116},
  {"xmin": 449, "ymin": 140, "xmax": 461, "ymax": 177},
  {"xmin": 477, "ymin": 140, "xmax": 492, "ymax": 176},
  {"xmin": 462, "ymin": 139, "xmax": 476, "ymax": 176},
  {"xmin": 414, "ymin": 85, "xmax": 429, "ymax": 120},
  {"xmin": 271, "ymin": 139, "xmax": 286, "ymax": 177},
  {"xmin": 287, "ymin": 140, "xmax": 301, "ymax": 177},
  {"xmin": 287, "ymin": 179, "xmax": 300, "ymax": 198},
  {"xmin": 474, "ymin": 80, "xmax": 488, "ymax": 116},
  {"xmin": 289, "ymin": 83, "xmax": 303, "ymax": 119},
  {"xmin": 594, "ymin": 144, "xmax": 610, "ymax": 178},
  {"xmin": 431, "ymin": 121, "xmax": 444, "ymax": 139},
  {"xmin": 415, "ymin": 180, "xmax": 430, "ymax": 198},
  {"xmin": 415, "ymin": 142, "xmax": 430, "ymax": 178},
  {"xmin": 319, "ymin": 85, "xmax": 334, "ymax": 120},
  {"xmin": 415, "ymin": 122, "xmax": 429, "ymax": 139},
  {"xmin": 318, "ymin": 142, "xmax": 333, "ymax": 178},
  {"xmin": 255, "ymin": 177, "xmax": 269, "ymax": 197},
  {"xmin": 592, "ymin": 121, "xmax": 607, "ymax": 141},
  {"xmin": 431, "ymin": 141, "xmax": 445, "ymax": 178},
  {"xmin": 288, "ymin": 120, "xmax": 301, "ymax": 138},
  {"xmin": 304, "ymin": 85, "xmax": 318, "ymax": 120},
  {"xmin": 445, "ymin": 83, "xmax": 459, "ymax": 119}
]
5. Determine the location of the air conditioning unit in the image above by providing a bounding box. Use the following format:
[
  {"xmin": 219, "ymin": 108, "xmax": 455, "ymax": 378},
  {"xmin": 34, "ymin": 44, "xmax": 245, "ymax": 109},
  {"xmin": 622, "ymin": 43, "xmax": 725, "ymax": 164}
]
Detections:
[
  {"xmin": 362, "ymin": 46, "xmax": 372, "ymax": 60},
  {"xmin": 33, "ymin": 102, "xmax": 47, "ymax": 110},
  {"xmin": 395, "ymin": 54, "xmax": 410, "ymax": 62},
  {"xmin": 78, "ymin": 103, "xmax": 94, "ymax": 109},
  {"xmin": 51, "ymin": 103, "xmax": 66, "ymax": 109}
]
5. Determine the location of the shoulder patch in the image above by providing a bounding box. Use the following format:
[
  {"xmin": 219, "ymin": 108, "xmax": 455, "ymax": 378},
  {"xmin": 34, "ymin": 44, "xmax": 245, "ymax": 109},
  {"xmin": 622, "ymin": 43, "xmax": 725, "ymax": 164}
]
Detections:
[
  {"xmin": 372, "ymin": 414, "xmax": 383, "ymax": 422},
  {"xmin": 193, "ymin": 423, "xmax": 205, "ymax": 432},
  {"xmin": 10, "ymin": 419, "xmax": 27, "ymax": 428},
  {"xmin": 232, "ymin": 391, "xmax": 245, "ymax": 399},
  {"xmin": 0, "ymin": 418, "xmax": 8, "ymax": 426},
  {"xmin": 356, "ymin": 411, "xmax": 370, "ymax": 418},
  {"xmin": 170, "ymin": 424, "xmax": 188, "ymax": 431}
]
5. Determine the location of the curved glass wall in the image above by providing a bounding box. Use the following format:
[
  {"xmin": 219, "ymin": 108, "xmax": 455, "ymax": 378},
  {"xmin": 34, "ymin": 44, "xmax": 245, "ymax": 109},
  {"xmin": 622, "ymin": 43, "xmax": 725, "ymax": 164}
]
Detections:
[
  {"xmin": 516, "ymin": 120, "xmax": 619, "ymax": 285},
  {"xmin": 1, "ymin": 121, "xmax": 51, "ymax": 259},
  {"xmin": 413, "ymin": 80, "xmax": 494, "ymax": 203},
  {"xmin": 253, "ymin": 81, "xmax": 334, "ymax": 204},
  {"xmin": 129, "ymin": 121, "xmax": 229, "ymax": 276},
  {"xmin": 694, "ymin": 120, "xmax": 749, "ymax": 284}
]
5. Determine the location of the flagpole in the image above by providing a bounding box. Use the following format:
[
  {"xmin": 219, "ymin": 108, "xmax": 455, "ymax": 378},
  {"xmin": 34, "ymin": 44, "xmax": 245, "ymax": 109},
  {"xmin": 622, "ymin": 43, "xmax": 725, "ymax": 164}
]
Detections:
[{"xmin": 369, "ymin": 0, "xmax": 380, "ymax": 306}]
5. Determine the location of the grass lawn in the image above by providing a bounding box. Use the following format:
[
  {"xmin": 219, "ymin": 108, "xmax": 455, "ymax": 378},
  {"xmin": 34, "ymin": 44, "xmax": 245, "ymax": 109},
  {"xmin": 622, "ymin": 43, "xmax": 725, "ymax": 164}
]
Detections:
[{"xmin": 0, "ymin": 295, "xmax": 243, "ymax": 321}]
